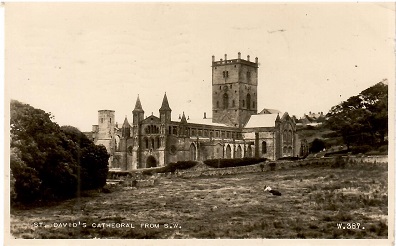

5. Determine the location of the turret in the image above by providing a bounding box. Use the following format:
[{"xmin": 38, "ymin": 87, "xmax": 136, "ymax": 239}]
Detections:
[
  {"xmin": 180, "ymin": 111, "xmax": 187, "ymax": 124},
  {"xmin": 132, "ymin": 95, "xmax": 144, "ymax": 125},
  {"xmin": 121, "ymin": 116, "xmax": 131, "ymax": 138},
  {"xmin": 159, "ymin": 93, "xmax": 172, "ymax": 124},
  {"xmin": 275, "ymin": 113, "xmax": 281, "ymax": 127}
]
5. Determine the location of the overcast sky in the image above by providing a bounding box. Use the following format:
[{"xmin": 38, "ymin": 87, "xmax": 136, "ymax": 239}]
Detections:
[{"xmin": 5, "ymin": 3, "xmax": 395, "ymax": 132}]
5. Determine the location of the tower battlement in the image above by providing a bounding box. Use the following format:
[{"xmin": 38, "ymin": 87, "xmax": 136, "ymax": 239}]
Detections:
[{"xmin": 212, "ymin": 53, "xmax": 258, "ymax": 68}]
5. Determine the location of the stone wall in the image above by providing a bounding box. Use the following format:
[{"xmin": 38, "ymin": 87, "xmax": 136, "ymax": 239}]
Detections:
[{"xmin": 107, "ymin": 155, "xmax": 388, "ymax": 180}]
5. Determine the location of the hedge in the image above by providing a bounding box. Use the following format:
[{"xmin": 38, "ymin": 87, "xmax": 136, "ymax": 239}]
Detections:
[
  {"xmin": 142, "ymin": 161, "xmax": 198, "ymax": 175},
  {"xmin": 203, "ymin": 157, "xmax": 266, "ymax": 168},
  {"xmin": 277, "ymin": 156, "xmax": 301, "ymax": 161}
]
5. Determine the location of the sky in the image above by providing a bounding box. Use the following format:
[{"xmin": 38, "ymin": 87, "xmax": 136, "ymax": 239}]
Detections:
[{"xmin": 5, "ymin": 3, "xmax": 395, "ymax": 132}]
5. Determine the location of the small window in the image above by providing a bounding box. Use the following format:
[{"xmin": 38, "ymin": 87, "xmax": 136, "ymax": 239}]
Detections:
[
  {"xmin": 223, "ymin": 71, "xmax": 226, "ymax": 78},
  {"xmin": 230, "ymin": 84, "xmax": 232, "ymax": 89},
  {"xmin": 226, "ymin": 71, "xmax": 229, "ymax": 77},
  {"xmin": 100, "ymin": 118, "xmax": 104, "ymax": 123},
  {"xmin": 243, "ymin": 100, "xmax": 245, "ymax": 107},
  {"xmin": 232, "ymin": 100, "xmax": 235, "ymax": 107},
  {"xmin": 262, "ymin": 141, "xmax": 267, "ymax": 154},
  {"xmin": 110, "ymin": 118, "xmax": 112, "ymax": 123}
]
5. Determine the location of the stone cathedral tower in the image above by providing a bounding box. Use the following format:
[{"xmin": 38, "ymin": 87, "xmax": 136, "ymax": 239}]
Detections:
[{"xmin": 212, "ymin": 52, "xmax": 259, "ymax": 128}]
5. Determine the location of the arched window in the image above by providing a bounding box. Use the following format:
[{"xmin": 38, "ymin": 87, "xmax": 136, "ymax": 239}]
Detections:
[
  {"xmin": 145, "ymin": 138, "xmax": 149, "ymax": 149},
  {"xmin": 157, "ymin": 137, "xmax": 161, "ymax": 148},
  {"xmin": 236, "ymin": 145, "xmax": 242, "ymax": 158},
  {"xmin": 223, "ymin": 93, "xmax": 229, "ymax": 109},
  {"xmin": 226, "ymin": 145, "xmax": 232, "ymax": 158},
  {"xmin": 247, "ymin": 93, "xmax": 251, "ymax": 110},
  {"xmin": 262, "ymin": 141, "xmax": 267, "ymax": 154},
  {"xmin": 190, "ymin": 144, "xmax": 196, "ymax": 161},
  {"xmin": 151, "ymin": 138, "xmax": 155, "ymax": 149}
]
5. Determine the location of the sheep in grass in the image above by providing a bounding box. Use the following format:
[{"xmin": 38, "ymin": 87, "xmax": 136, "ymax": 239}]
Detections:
[{"xmin": 264, "ymin": 185, "xmax": 282, "ymax": 196}]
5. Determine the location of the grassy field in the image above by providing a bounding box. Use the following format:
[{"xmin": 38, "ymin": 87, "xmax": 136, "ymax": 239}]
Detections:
[{"xmin": 10, "ymin": 163, "xmax": 388, "ymax": 239}]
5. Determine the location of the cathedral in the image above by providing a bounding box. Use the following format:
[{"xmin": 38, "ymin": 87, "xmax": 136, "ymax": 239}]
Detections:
[{"xmin": 90, "ymin": 53, "xmax": 300, "ymax": 170}]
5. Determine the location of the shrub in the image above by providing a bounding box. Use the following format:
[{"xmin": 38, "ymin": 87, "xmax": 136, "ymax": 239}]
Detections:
[
  {"xmin": 324, "ymin": 149, "xmax": 349, "ymax": 157},
  {"xmin": 278, "ymin": 156, "xmax": 300, "ymax": 161},
  {"xmin": 310, "ymin": 138, "xmax": 326, "ymax": 153},
  {"xmin": 142, "ymin": 161, "xmax": 199, "ymax": 175},
  {"xmin": 203, "ymin": 157, "xmax": 266, "ymax": 168}
]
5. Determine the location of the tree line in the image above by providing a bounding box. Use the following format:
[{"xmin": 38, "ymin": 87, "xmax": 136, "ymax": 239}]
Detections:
[{"xmin": 309, "ymin": 80, "xmax": 388, "ymax": 155}]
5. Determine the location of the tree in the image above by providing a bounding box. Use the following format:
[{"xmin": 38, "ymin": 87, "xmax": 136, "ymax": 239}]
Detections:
[
  {"xmin": 10, "ymin": 100, "xmax": 109, "ymax": 204},
  {"xmin": 325, "ymin": 80, "xmax": 388, "ymax": 149}
]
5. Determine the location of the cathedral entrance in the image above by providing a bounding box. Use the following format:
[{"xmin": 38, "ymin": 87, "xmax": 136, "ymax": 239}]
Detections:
[{"xmin": 146, "ymin": 156, "xmax": 157, "ymax": 168}]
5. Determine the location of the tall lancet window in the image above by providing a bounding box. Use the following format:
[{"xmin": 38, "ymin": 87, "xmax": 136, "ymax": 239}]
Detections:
[
  {"xmin": 246, "ymin": 93, "xmax": 251, "ymax": 110},
  {"xmin": 223, "ymin": 93, "xmax": 229, "ymax": 109}
]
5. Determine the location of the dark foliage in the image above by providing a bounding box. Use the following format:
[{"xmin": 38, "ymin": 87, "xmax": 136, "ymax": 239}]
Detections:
[
  {"xmin": 142, "ymin": 161, "xmax": 199, "ymax": 175},
  {"xmin": 309, "ymin": 138, "xmax": 326, "ymax": 153},
  {"xmin": 269, "ymin": 162, "xmax": 276, "ymax": 171},
  {"xmin": 324, "ymin": 149, "xmax": 350, "ymax": 157},
  {"xmin": 277, "ymin": 156, "xmax": 301, "ymax": 161},
  {"xmin": 326, "ymin": 81, "xmax": 388, "ymax": 149},
  {"xmin": 10, "ymin": 100, "xmax": 109, "ymax": 204},
  {"xmin": 203, "ymin": 157, "xmax": 266, "ymax": 168}
]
